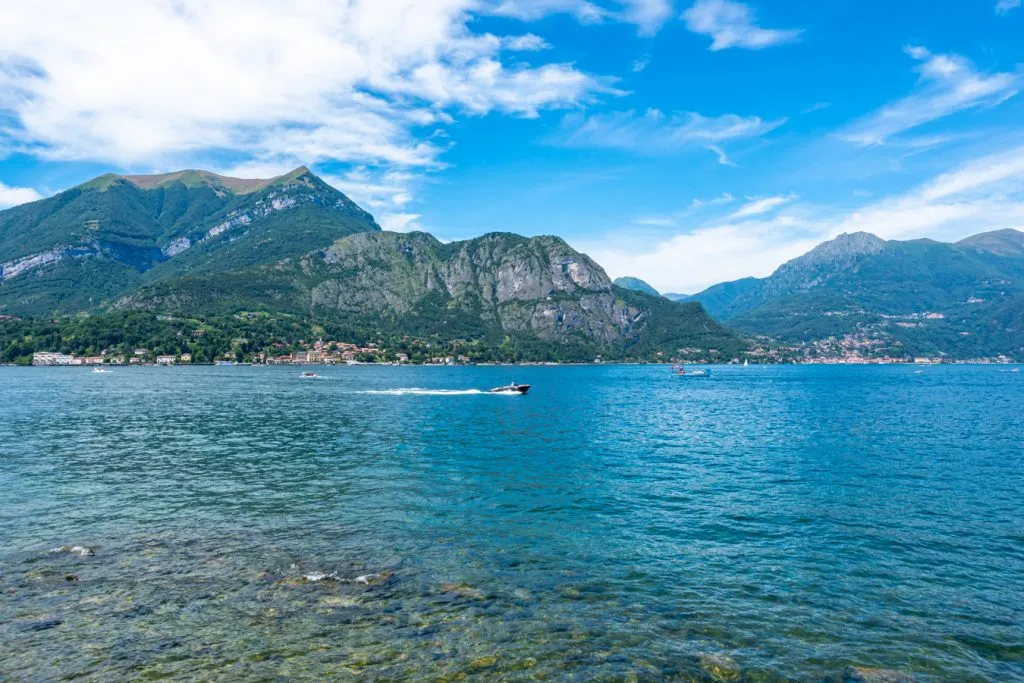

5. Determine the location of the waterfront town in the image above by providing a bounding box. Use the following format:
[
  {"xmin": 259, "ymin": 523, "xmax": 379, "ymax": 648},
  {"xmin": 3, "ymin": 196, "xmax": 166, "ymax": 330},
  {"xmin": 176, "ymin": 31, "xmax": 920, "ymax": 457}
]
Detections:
[{"xmin": 30, "ymin": 339, "xmax": 468, "ymax": 367}]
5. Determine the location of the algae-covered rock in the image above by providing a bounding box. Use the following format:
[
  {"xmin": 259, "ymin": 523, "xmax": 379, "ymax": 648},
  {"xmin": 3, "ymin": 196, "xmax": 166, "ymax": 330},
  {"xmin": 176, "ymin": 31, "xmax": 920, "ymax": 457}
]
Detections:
[
  {"xmin": 699, "ymin": 653, "xmax": 741, "ymax": 681},
  {"xmin": 440, "ymin": 582, "xmax": 486, "ymax": 600},
  {"xmin": 843, "ymin": 666, "xmax": 916, "ymax": 682},
  {"xmin": 471, "ymin": 655, "xmax": 499, "ymax": 669}
]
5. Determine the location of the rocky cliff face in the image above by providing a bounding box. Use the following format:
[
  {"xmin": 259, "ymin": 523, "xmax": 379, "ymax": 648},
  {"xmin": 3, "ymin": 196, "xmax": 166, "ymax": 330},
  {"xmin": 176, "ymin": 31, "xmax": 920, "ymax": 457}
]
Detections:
[
  {"xmin": 305, "ymin": 231, "xmax": 636, "ymax": 343},
  {"xmin": 117, "ymin": 230, "xmax": 742, "ymax": 356}
]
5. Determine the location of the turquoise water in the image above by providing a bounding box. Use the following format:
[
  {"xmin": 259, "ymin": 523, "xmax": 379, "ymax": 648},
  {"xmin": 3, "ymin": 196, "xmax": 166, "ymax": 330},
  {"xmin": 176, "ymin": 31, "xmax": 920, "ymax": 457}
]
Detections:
[{"xmin": 1, "ymin": 365, "xmax": 1022, "ymax": 681}]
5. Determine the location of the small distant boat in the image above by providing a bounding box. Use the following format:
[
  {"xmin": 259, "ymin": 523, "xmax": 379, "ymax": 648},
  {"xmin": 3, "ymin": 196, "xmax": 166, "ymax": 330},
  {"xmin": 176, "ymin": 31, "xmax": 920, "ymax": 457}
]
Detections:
[
  {"xmin": 673, "ymin": 365, "xmax": 711, "ymax": 377},
  {"xmin": 92, "ymin": 368, "xmax": 111, "ymax": 374},
  {"xmin": 301, "ymin": 371, "xmax": 320, "ymax": 379},
  {"xmin": 1012, "ymin": 368, "xmax": 1021, "ymax": 374},
  {"xmin": 489, "ymin": 383, "xmax": 530, "ymax": 394},
  {"xmin": 743, "ymin": 359, "xmax": 749, "ymax": 367}
]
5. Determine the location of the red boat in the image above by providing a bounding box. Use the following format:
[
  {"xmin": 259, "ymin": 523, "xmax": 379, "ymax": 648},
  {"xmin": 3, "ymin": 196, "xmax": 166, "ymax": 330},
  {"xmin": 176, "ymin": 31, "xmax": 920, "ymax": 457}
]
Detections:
[{"xmin": 490, "ymin": 383, "xmax": 530, "ymax": 394}]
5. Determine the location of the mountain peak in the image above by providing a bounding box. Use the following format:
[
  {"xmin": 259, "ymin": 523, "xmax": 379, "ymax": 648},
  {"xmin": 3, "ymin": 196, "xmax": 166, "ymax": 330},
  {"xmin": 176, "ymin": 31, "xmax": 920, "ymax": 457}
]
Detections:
[
  {"xmin": 72, "ymin": 166, "xmax": 319, "ymax": 196},
  {"xmin": 781, "ymin": 232, "xmax": 886, "ymax": 270},
  {"xmin": 957, "ymin": 228, "xmax": 1024, "ymax": 257}
]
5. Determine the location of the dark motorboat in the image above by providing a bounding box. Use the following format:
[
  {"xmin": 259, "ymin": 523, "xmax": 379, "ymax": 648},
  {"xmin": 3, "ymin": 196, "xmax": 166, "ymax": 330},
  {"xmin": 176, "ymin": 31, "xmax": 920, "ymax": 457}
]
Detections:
[{"xmin": 490, "ymin": 383, "xmax": 530, "ymax": 395}]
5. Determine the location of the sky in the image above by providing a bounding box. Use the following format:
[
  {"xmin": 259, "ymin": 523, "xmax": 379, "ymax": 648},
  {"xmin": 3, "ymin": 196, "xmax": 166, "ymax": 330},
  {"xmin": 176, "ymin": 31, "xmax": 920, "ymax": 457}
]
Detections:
[{"xmin": 1, "ymin": 0, "xmax": 1023, "ymax": 294}]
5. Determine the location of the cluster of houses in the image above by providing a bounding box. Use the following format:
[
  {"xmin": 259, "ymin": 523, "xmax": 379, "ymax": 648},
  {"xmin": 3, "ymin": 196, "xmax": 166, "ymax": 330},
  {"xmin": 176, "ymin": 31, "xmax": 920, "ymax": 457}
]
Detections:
[{"xmin": 32, "ymin": 349, "xmax": 192, "ymax": 366}]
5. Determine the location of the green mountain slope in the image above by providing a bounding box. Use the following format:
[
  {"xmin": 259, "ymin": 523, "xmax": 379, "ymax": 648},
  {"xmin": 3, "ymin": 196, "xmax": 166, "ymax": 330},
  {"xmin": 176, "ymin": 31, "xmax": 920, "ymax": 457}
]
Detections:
[
  {"xmin": 613, "ymin": 276, "xmax": 660, "ymax": 297},
  {"xmin": 117, "ymin": 231, "xmax": 744, "ymax": 361},
  {"xmin": 0, "ymin": 167, "xmax": 379, "ymax": 315},
  {"xmin": 688, "ymin": 230, "xmax": 1024, "ymax": 358}
]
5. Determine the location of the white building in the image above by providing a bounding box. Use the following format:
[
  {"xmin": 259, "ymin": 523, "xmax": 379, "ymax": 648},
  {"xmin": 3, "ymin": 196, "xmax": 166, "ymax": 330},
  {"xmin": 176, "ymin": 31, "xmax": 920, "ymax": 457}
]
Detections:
[{"xmin": 32, "ymin": 351, "xmax": 75, "ymax": 366}]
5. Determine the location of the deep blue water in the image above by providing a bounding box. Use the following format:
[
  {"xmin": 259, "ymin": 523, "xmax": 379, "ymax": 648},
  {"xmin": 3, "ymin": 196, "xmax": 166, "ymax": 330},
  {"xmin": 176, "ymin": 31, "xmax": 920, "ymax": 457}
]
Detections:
[{"xmin": 1, "ymin": 364, "xmax": 1022, "ymax": 681}]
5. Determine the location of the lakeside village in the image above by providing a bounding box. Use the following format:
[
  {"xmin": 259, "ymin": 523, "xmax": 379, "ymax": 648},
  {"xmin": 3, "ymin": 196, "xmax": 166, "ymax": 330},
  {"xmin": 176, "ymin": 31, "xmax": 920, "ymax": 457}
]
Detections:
[{"xmin": 28, "ymin": 335, "xmax": 1017, "ymax": 367}]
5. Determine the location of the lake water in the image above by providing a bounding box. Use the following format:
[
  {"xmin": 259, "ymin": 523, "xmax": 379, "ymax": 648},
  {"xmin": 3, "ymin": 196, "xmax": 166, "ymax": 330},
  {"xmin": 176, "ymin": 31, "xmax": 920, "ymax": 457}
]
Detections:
[{"xmin": 1, "ymin": 365, "xmax": 1022, "ymax": 681}]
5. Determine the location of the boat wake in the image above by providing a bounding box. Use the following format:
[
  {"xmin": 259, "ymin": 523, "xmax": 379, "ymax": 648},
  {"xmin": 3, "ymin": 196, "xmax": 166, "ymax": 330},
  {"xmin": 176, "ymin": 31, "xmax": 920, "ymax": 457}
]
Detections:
[{"xmin": 361, "ymin": 388, "xmax": 513, "ymax": 396}]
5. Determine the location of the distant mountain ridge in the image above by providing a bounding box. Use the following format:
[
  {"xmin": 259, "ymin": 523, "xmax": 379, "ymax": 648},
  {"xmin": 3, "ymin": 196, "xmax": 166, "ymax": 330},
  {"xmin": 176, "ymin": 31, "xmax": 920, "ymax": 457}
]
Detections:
[
  {"xmin": 0, "ymin": 167, "xmax": 379, "ymax": 314},
  {"xmin": 613, "ymin": 276, "xmax": 659, "ymax": 297},
  {"xmin": 0, "ymin": 167, "xmax": 742, "ymax": 360},
  {"xmin": 687, "ymin": 229, "xmax": 1024, "ymax": 358}
]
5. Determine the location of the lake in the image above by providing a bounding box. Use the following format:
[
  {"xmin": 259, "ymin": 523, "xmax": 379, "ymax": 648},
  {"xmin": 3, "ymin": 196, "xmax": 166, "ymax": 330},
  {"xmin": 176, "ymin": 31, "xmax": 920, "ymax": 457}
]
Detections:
[{"xmin": 1, "ymin": 364, "xmax": 1021, "ymax": 681}]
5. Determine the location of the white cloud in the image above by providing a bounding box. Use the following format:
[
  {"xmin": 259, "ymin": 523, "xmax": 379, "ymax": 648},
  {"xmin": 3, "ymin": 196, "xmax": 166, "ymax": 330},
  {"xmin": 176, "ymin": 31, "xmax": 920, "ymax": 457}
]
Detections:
[
  {"xmin": 487, "ymin": 0, "xmax": 606, "ymax": 23},
  {"xmin": 690, "ymin": 192, "xmax": 735, "ymax": 209},
  {"xmin": 705, "ymin": 144, "xmax": 735, "ymax": 166},
  {"xmin": 378, "ymin": 212, "xmax": 424, "ymax": 232},
  {"xmin": 487, "ymin": 0, "xmax": 673, "ymax": 34},
  {"xmin": 555, "ymin": 108, "xmax": 785, "ymax": 154},
  {"xmin": 502, "ymin": 34, "xmax": 552, "ymax": 51},
  {"xmin": 727, "ymin": 194, "xmax": 796, "ymax": 219},
  {"xmin": 682, "ymin": 0, "xmax": 802, "ymax": 51},
  {"xmin": 580, "ymin": 145, "xmax": 1024, "ymax": 293},
  {"xmin": 620, "ymin": 0, "xmax": 674, "ymax": 36},
  {"xmin": 322, "ymin": 168, "xmax": 417, "ymax": 211},
  {"xmin": 0, "ymin": 182, "xmax": 43, "ymax": 208},
  {"xmin": 840, "ymin": 46, "xmax": 1020, "ymax": 147},
  {"xmin": 632, "ymin": 57, "xmax": 651, "ymax": 73},
  {"xmin": 0, "ymin": 1, "xmax": 618, "ymax": 175},
  {"xmin": 996, "ymin": 0, "xmax": 1021, "ymax": 14}
]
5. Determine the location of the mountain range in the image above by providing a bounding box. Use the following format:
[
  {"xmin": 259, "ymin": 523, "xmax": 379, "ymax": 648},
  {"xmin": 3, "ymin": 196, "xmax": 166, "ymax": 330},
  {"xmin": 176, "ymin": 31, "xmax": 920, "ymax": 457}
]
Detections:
[
  {"xmin": 0, "ymin": 167, "xmax": 380, "ymax": 315},
  {"xmin": 0, "ymin": 168, "xmax": 741, "ymax": 361},
  {"xmin": 676, "ymin": 230, "xmax": 1024, "ymax": 358}
]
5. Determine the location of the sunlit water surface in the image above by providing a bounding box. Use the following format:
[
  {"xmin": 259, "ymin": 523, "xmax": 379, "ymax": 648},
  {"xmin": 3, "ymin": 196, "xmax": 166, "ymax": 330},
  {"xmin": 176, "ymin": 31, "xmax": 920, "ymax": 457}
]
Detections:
[{"xmin": 1, "ymin": 365, "xmax": 1022, "ymax": 681}]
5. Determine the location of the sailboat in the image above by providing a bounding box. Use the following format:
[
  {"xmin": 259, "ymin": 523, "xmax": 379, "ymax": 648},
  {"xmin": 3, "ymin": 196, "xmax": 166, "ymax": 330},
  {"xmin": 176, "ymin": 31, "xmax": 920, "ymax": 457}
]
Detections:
[{"xmin": 744, "ymin": 359, "xmax": 749, "ymax": 367}]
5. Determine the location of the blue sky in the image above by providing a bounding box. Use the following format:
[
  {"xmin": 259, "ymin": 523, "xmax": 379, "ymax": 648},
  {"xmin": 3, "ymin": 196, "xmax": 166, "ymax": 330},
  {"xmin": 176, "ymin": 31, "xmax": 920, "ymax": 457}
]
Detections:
[{"xmin": 1, "ymin": 0, "xmax": 1023, "ymax": 292}]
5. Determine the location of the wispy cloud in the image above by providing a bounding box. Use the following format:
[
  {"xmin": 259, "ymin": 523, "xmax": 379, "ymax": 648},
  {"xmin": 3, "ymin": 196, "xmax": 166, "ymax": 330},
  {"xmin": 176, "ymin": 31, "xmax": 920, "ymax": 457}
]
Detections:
[
  {"xmin": 632, "ymin": 56, "xmax": 651, "ymax": 72},
  {"xmin": 487, "ymin": 0, "xmax": 673, "ymax": 34},
  {"xmin": 502, "ymin": 34, "xmax": 553, "ymax": 51},
  {"xmin": 0, "ymin": 182, "xmax": 42, "ymax": 208},
  {"xmin": 840, "ymin": 46, "xmax": 1021, "ymax": 147},
  {"xmin": 996, "ymin": 0, "xmax": 1021, "ymax": 14},
  {"xmin": 727, "ymin": 194, "xmax": 796, "ymax": 219},
  {"xmin": 682, "ymin": 0, "xmax": 802, "ymax": 51},
  {"xmin": 581, "ymin": 145, "xmax": 1024, "ymax": 292},
  {"xmin": 705, "ymin": 144, "xmax": 735, "ymax": 166},
  {"xmin": 801, "ymin": 102, "xmax": 830, "ymax": 115},
  {"xmin": 555, "ymin": 109, "xmax": 785, "ymax": 155}
]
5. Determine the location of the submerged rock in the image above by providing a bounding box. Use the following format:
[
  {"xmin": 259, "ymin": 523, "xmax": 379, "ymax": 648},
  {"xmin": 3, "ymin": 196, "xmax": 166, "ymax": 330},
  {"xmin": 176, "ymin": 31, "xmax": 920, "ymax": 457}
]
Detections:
[
  {"xmin": 471, "ymin": 655, "xmax": 499, "ymax": 669},
  {"xmin": 699, "ymin": 653, "xmax": 741, "ymax": 681},
  {"xmin": 355, "ymin": 571, "xmax": 393, "ymax": 586},
  {"xmin": 49, "ymin": 545, "xmax": 95, "ymax": 557},
  {"xmin": 440, "ymin": 582, "xmax": 486, "ymax": 600},
  {"xmin": 843, "ymin": 666, "xmax": 916, "ymax": 682}
]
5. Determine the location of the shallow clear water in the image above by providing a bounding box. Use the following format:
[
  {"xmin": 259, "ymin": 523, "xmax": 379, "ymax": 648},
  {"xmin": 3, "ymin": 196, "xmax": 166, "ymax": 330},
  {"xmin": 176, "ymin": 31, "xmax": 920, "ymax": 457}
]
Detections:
[{"xmin": 1, "ymin": 365, "xmax": 1022, "ymax": 681}]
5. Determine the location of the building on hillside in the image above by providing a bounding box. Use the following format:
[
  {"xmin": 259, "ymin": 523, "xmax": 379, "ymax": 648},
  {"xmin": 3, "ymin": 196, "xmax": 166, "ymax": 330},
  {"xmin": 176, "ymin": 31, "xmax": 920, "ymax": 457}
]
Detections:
[
  {"xmin": 32, "ymin": 351, "xmax": 74, "ymax": 366},
  {"xmin": 83, "ymin": 356, "xmax": 105, "ymax": 365},
  {"xmin": 179, "ymin": 353, "xmax": 192, "ymax": 363},
  {"xmin": 134, "ymin": 348, "xmax": 149, "ymax": 357},
  {"xmin": 156, "ymin": 355, "xmax": 176, "ymax": 365}
]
